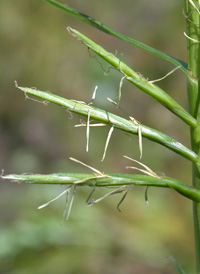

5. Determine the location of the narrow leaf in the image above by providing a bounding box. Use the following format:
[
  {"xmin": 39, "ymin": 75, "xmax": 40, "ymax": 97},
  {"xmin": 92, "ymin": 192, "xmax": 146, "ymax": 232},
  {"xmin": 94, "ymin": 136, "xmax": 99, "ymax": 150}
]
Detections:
[
  {"xmin": 68, "ymin": 28, "xmax": 197, "ymax": 128},
  {"xmin": 15, "ymin": 85, "xmax": 198, "ymax": 163},
  {"xmin": 2, "ymin": 173, "xmax": 200, "ymax": 203},
  {"xmin": 43, "ymin": 0, "xmax": 190, "ymax": 76},
  {"xmin": 170, "ymin": 256, "xmax": 186, "ymax": 274}
]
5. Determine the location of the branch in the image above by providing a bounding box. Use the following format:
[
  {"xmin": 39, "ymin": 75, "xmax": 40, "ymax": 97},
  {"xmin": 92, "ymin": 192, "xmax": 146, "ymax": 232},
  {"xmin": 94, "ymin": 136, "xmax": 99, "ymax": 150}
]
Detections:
[
  {"xmin": 67, "ymin": 27, "xmax": 197, "ymax": 128},
  {"xmin": 2, "ymin": 172, "xmax": 200, "ymax": 203},
  {"xmin": 43, "ymin": 0, "xmax": 190, "ymax": 76},
  {"xmin": 15, "ymin": 84, "xmax": 198, "ymax": 163}
]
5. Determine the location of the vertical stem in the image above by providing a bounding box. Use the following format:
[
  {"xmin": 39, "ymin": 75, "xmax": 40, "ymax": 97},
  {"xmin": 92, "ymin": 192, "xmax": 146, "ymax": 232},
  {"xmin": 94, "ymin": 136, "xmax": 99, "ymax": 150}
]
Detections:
[
  {"xmin": 185, "ymin": 0, "xmax": 200, "ymax": 272},
  {"xmin": 192, "ymin": 165, "xmax": 200, "ymax": 272}
]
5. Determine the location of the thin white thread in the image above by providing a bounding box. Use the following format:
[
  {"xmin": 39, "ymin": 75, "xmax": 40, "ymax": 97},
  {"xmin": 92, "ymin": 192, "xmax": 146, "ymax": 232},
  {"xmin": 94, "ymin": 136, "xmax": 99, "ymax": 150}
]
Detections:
[
  {"xmin": 88, "ymin": 186, "xmax": 127, "ymax": 206},
  {"xmin": 66, "ymin": 186, "xmax": 76, "ymax": 221},
  {"xmin": 101, "ymin": 126, "xmax": 114, "ymax": 161},
  {"xmin": 69, "ymin": 157, "xmax": 103, "ymax": 175},
  {"xmin": 61, "ymin": 189, "xmax": 70, "ymax": 224},
  {"xmin": 184, "ymin": 32, "xmax": 200, "ymax": 43},
  {"xmin": 89, "ymin": 86, "xmax": 98, "ymax": 105},
  {"xmin": 129, "ymin": 117, "xmax": 143, "ymax": 159},
  {"xmin": 118, "ymin": 76, "xmax": 126, "ymax": 105},
  {"xmin": 125, "ymin": 166, "xmax": 157, "ymax": 177},
  {"xmin": 149, "ymin": 66, "xmax": 181, "ymax": 84},
  {"xmin": 61, "ymin": 186, "xmax": 77, "ymax": 223},
  {"xmin": 188, "ymin": 0, "xmax": 200, "ymax": 15},
  {"xmin": 86, "ymin": 109, "xmax": 91, "ymax": 152},
  {"xmin": 145, "ymin": 187, "xmax": 150, "ymax": 207},
  {"xmin": 138, "ymin": 123, "xmax": 143, "ymax": 159},
  {"xmin": 38, "ymin": 187, "xmax": 71, "ymax": 209},
  {"xmin": 15, "ymin": 82, "xmax": 49, "ymax": 105},
  {"xmin": 14, "ymin": 80, "xmax": 19, "ymax": 88},
  {"xmin": 75, "ymin": 123, "xmax": 106, "ymax": 127},
  {"xmin": 107, "ymin": 97, "xmax": 143, "ymax": 159},
  {"xmin": 124, "ymin": 155, "xmax": 160, "ymax": 178},
  {"xmin": 23, "ymin": 92, "xmax": 49, "ymax": 105}
]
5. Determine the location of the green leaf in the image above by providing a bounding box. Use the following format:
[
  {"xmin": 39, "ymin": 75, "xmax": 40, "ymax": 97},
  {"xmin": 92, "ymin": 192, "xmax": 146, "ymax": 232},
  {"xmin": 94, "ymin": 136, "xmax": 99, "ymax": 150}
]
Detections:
[
  {"xmin": 15, "ymin": 84, "xmax": 198, "ymax": 163},
  {"xmin": 170, "ymin": 257, "xmax": 186, "ymax": 274},
  {"xmin": 43, "ymin": 0, "xmax": 190, "ymax": 77},
  {"xmin": 68, "ymin": 27, "xmax": 197, "ymax": 128},
  {"xmin": 2, "ymin": 173, "xmax": 200, "ymax": 202}
]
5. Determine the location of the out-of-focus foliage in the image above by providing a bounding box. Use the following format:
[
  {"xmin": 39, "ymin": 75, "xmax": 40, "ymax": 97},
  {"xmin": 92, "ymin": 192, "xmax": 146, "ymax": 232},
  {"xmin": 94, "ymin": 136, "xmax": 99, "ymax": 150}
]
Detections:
[{"xmin": 0, "ymin": 0, "xmax": 194, "ymax": 273}]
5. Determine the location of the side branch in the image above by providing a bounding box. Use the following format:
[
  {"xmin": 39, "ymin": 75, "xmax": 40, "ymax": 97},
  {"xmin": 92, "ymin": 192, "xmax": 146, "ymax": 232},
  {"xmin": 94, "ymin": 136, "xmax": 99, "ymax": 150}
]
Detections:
[
  {"xmin": 67, "ymin": 27, "xmax": 197, "ymax": 128},
  {"xmin": 43, "ymin": 0, "xmax": 189, "ymax": 76},
  {"xmin": 16, "ymin": 85, "xmax": 198, "ymax": 163},
  {"xmin": 2, "ymin": 173, "xmax": 200, "ymax": 203}
]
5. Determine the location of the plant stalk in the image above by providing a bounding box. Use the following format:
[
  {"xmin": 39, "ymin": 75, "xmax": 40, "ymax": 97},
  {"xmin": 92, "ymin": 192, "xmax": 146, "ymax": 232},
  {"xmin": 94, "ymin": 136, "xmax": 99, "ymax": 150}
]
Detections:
[
  {"xmin": 185, "ymin": 0, "xmax": 200, "ymax": 271},
  {"xmin": 16, "ymin": 85, "xmax": 198, "ymax": 163},
  {"xmin": 3, "ymin": 173, "xmax": 200, "ymax": 202}
]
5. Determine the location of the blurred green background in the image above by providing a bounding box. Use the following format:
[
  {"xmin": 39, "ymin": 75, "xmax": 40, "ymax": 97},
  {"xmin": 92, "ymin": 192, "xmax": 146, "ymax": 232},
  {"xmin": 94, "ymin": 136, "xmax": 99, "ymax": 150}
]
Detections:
[{"xmin": 0, "ymin": 0, "xmax": 195, "ymax": 273}]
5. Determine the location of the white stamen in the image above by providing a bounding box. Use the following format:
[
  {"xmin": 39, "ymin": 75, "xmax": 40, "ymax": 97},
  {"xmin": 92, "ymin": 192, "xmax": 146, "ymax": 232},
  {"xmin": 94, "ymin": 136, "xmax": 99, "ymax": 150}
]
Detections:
[
  {"xmin": 129, "ymin": 117, "xmax": 143, "ymax": 159},
  {"xmin": 118, "ymin": 76, "xmax": 126, "ymax": 105},
  {"xmin": 89, "ymin": 85, "xmax": 98, "ymax": 105},
  {"xmin": 75, "ymin": 123, "xmax": 106, "ymax": 127},
  {"xmin": 124, "ymin": 155, "xmax": 159, "ymax": 178},
  {"xmin": 38, "ymin": 187, "xmax": 71, "ymax": 209},
  {"xmin": 149, "ymin": 66, "xmax": 181, "ymax": 84},
  {"xmin": 101, "ymin": 126, "xmax": 114, "ymax": 161},
  {"xmin": 86, "ymin": 110, "xmax": 91, "ymax": 152},
  {"xmin": 188, "ymin": 0, "xmax": 200, "ymax": 15},
  {"xmin": 69, "ymin": 157, "xmax": 103, "ymax": 175},
  {"xmin": 66, "ymin": 186, "xmax": 76, "ymax": 221},
  {"xmin": 125, "ymin": 166, "xmax": 157, "ymax": 177},
  {"xmin": 184, "ymin": 32, "xmax": 200, "ymax": 43},
  {"xmin": 88, "ymin": 186, "xmax": 126, "ymax": 206}
]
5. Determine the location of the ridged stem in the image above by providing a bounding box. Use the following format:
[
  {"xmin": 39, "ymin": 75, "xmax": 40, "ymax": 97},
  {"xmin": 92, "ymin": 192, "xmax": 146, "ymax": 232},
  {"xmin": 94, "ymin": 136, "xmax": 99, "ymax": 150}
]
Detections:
[{"xmin": 185, "ymin": 0, "xmax": 200, "ymax": 271}]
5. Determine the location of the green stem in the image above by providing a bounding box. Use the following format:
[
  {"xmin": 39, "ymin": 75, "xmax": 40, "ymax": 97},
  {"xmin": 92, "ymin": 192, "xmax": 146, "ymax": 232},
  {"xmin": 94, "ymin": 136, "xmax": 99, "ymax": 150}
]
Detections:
[
  {"xmin": 68, "ymin": 27, "xmax": 197, "ymax": 128},
  {"xmin": 43, "ymin": 0, "xmax": 190, "ymax": 77},
  {"xmin": 185, "ymin": 0, "xmax": 200, "ymax": 271},
  {"xmin": 2, "ymin": 173, "xmax": 200, "ymax": 203},
  {"xmin": 16, "ymin": 85, "xmax": 198, "ymax": 163}
]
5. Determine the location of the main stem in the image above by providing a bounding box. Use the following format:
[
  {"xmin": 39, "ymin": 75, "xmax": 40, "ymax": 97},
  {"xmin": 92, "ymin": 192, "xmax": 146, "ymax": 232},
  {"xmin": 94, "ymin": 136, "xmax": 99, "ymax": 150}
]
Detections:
[{"xmin": 185, "ymin": 0, "xmax": 200, "ymax": 272}]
